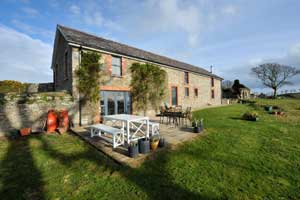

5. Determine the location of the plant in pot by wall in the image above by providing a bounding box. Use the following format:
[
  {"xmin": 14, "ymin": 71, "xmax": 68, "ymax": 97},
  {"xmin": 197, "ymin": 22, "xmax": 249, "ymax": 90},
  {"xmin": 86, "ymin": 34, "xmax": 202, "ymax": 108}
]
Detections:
[
  {"xmin": 20, "ymin": 128, "xmax": 32, "ymax": 136},
  {"xmin": 128, "ymin": 141, "xmax": 139, "ymax": 158},
  {"xmin": 242, "ymin": 111, "xmax": 259, "ymax": 121},
  {"xmin": 192, "ymin": 118, "xmax": 203, "ymax": 133},
  {"xmin": 138, "ymin": 138, "xmax": 150, "ymax": 154},
  {"xmin": 150, "ymin": 135, "xmax": 160, "ymax": 150}
]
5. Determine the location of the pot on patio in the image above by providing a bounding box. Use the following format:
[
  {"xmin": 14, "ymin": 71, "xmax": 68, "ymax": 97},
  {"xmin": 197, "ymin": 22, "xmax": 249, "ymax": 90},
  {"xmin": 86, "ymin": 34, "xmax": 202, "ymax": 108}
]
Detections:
[
  {"xmin": 138, "ymin": 138, "xmax": 150, "ymax": 154},
  {"xmin": 150, "ymin": 135, "xmax": 160, "ymax": 151},
  {"xmin": 193, "ymin": 118, "xmax": 203, "ymax": 133},
  {"xmin": 128, "ymin": 141, "xmax": 139, "ymax": 158},
  {"xmin": 20, "ymin": 128, "xmax": 31, "ymax": 136},
  {"xmin": 193, "ymin": 126, "xmax": 201, "ymax": 133},
  {"xmin": 158, "ymin": 137, "xmax": 166, "ymax": 148}
]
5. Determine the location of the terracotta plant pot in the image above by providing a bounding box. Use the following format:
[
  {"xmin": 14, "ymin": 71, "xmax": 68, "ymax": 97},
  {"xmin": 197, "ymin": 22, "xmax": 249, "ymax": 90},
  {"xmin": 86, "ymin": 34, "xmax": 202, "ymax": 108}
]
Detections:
[
  {"xmin": 150, "ymin": 140, "xmax": 159, "ymax": 151},
  {"xmin": 20, "ymin": 128, "xmax": 31, "ymax": 136},
  {"xmin": 57, "ymin": 110, "xmax": 69, "ymax": 134},
  {"xmin": 47, "ymin": 110, "xmax": 57, "ymax": 133}
]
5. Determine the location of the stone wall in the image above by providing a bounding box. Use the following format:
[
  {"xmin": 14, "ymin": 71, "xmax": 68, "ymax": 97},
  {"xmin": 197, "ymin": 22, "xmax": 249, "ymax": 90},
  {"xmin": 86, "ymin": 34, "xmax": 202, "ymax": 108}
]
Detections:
[
  {"xmin": 26, "ymin": 82, "xmax": 54, "ymax": 93},
  {"xmin": 98, "ymin": 52, "xmax": 222, "ymax": 115},
  {"xmin": 0, "ymin": 92, "xmax": 76, "ymax": 137},
  {"xmin": 56, "ymin": 46, "xmax": 223, "ymax": 125},
  {"xmin": 68, "ymin": 47, "xmax": 222, "ymax": 119}
]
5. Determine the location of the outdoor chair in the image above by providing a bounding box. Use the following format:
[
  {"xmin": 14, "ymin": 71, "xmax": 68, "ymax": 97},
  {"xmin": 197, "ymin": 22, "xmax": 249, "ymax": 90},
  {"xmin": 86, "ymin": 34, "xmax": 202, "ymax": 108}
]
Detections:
[
  {"xmin": 180, "ymin": 107, "xmax": 192, "ymax": 127},
  {"xmin": 156, "ymin": 106, "xmax": 166, "ymax": 123}
]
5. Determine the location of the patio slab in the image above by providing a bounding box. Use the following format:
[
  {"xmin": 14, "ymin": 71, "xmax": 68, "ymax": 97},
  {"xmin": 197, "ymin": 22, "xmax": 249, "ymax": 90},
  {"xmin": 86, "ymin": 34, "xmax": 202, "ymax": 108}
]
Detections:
[{"xmin": 70, "ymin": 121, "xmax": 201, "ymax": 168}]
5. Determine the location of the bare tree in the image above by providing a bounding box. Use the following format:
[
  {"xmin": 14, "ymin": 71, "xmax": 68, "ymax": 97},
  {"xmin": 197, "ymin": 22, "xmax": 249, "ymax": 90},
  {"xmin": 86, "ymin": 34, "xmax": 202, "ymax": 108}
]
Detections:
[
  {"xmin": 251, "ymin": 63, "xmax": 299, "ymax": 98},
  {"xmin": 222, "ymin": 80, "xmax": 233, "ymax": 89}
]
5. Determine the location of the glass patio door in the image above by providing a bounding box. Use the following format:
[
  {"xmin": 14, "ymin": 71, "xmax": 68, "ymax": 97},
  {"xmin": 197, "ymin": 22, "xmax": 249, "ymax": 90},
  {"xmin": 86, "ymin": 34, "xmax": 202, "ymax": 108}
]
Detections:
[
  {"xmin": 171, "ymin": 86, "xmax": 178, "ymax": 106},
  {"xmin": 100, "ymin": 91, "xmax": 131, "ymax": 116}
]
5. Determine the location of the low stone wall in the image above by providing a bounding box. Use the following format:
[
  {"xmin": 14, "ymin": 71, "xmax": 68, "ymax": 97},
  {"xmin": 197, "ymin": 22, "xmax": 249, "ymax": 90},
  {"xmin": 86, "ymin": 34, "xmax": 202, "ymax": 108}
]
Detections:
[
  {"xmin": 27, "ymin": 82, "xmax": 54, "ymax": 93},
  {"xmin": 222, "ymin": 98, "xmax": 239, "ymax": 104},
  {"xmin": 0, "ymin": 92, "xmax": 77, "ymax": 137}
]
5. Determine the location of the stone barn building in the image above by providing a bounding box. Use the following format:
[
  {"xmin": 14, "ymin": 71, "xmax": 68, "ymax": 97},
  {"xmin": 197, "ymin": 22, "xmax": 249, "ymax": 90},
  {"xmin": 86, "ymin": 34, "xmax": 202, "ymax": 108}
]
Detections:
[{"xmin": 51, "ymin": 25, "xmax": 223, "ymax": 125}]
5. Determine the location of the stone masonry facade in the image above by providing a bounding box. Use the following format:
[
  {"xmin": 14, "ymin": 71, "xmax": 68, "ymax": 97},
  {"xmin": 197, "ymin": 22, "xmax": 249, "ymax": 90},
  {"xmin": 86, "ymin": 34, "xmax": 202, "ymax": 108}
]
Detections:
[
  {"xmin": 52, "ymin": 26, "xmax": 222, "ymax": 126},
  {"xmin": 54, "ymin": 46, "xmax": 222, "ymax": 124}
]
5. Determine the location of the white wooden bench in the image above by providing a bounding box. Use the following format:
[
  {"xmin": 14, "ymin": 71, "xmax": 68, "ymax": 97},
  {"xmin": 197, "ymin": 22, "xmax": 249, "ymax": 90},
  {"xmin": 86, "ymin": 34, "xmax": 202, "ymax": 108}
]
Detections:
[{"xmin": 90, "ymin": 124, "xmax": 124, "ymax": 148}]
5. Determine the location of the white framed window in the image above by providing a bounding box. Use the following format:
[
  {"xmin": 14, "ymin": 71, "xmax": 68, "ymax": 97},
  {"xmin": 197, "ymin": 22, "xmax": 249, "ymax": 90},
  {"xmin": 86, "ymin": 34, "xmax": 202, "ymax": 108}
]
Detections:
[
  {"xmin": 112, "ymin": 56, "xmax": 121, "ymax": 76},
  {"xmin": 185, "ymin": 87, "xmax": 189, "ymax": 97}
]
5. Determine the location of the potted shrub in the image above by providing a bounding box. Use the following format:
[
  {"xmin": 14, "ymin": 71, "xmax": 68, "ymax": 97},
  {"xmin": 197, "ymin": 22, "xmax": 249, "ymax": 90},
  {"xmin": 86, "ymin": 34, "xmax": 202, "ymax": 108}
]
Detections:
[
  {"xmin": 150, "ymin": 135, "xmax": 160, "ymax": 150},
  {"xmin": 158, "ymin": 137, "xmax": 166, "ymax": 148},
  {"xmin": 138, "ymin": 138, "xmax": 150, "ymax": 154},
  {"xmin": 192, "ymin": 118, "xmax": 203, "ymax": 133},
  {"xmin": 242, "ymin": 111, "xmax": 259, "ymax": 121},
  {"xmin": 128, "ymin": 141, "xmax": 139, "ymax": 158},
  {"xmin": 264, "ymin": 106, "xmax": 273, "ymax": 113}
]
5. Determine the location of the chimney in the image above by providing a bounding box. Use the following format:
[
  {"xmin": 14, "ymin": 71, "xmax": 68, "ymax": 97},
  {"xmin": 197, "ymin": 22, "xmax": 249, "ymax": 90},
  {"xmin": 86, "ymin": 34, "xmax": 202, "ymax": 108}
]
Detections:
[{"xmin": 210, "ymin": 65, "xmax": 213, "ymax": 73}]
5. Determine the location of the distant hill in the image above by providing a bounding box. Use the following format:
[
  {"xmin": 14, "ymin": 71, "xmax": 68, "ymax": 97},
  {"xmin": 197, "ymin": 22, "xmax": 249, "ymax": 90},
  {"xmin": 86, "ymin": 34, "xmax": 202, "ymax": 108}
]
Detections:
[{"xmin": 278, "ymin": 93, "xmax": 300, "ymax": 99}]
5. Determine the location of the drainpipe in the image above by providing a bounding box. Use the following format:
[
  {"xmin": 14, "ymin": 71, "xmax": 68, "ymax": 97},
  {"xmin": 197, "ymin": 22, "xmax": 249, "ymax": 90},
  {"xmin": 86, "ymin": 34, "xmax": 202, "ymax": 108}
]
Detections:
[{"xmin": 78, "ymin": 46, "xmax": 82, "ymax": 126}]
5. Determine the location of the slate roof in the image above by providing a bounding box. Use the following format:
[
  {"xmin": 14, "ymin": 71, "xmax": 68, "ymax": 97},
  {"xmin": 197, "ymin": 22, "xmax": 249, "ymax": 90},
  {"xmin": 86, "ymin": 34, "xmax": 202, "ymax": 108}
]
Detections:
[{"xmin": 57, "ymin": 25, "xmax": 222, "ymax": 79}]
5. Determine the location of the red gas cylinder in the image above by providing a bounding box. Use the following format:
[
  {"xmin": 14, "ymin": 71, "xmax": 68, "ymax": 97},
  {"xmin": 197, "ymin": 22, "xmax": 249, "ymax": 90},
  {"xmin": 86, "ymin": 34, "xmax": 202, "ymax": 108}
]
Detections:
[
  {"xmin": 58, "ymin": 110, "xmax": 69, "ymax": 133},
  {"xmin": 47, "ymin": 110, "xmax": 57, "ymax": 133}
]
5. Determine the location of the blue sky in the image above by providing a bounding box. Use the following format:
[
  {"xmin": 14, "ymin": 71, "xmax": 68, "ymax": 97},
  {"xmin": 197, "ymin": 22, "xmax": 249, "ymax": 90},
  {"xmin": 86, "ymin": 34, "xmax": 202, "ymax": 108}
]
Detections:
[{"xmin": 0, "ymin": 0, "xmax": 300, "ymax": 93}]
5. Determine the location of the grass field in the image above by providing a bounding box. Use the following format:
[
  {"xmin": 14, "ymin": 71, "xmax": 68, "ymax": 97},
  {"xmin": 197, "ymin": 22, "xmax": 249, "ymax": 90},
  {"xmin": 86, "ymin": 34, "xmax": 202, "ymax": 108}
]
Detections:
[{"xmin": 0, "ymin": 99, "xmax": 299, "ymax": 199}]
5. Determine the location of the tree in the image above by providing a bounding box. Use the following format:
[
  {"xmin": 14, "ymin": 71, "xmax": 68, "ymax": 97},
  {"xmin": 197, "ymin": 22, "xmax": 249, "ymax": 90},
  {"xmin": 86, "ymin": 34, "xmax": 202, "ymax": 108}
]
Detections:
[
  {"xmin": 222, "ymin": 80, "xmax": 233, "ymax": 89},
  {"xmin": 130, "ymin": 63, "xmax": 167, "ymax": 115},
  {"xmin": 251, "ymin": 63, "xmax": 299, "ymax": 98},
  {"xmin": 232, "ymin": 79, "xmax": 242, "ymax": 98}
]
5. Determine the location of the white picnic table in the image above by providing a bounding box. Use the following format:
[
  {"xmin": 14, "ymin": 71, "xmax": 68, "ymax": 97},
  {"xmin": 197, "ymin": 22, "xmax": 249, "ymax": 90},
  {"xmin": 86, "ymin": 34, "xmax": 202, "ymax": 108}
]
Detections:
[{"xmin": 103, "ymin": 114, "xmax": 149, "ymax": 144}]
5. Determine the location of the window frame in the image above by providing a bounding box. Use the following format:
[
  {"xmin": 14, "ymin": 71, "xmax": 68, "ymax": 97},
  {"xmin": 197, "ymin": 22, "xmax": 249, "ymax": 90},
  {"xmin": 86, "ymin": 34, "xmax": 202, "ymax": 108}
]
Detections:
[
  {"xmin": 111, "ymin": 56, "xmax": 122, "ymax": 77},
  {"xmin": 194, "ymin": 88, "xmax": 198, "ymax": 97},
  {"xmin": 184, "ymin": 87, "xmax": 189, "ymax": 97},
  {"xmin": 184, "ymin": 71, "xmax": 189, "ymax": 84},
  {"xmin": 171, "ymin": 86, "xmax": 178, "ymax": 106},
  {"xmin": 211, "ymin": 77, "xmax": 214, "ymax": 87},
  {"xmin": 211, "ymin": 89, "xmax": 215, "ymax": 99},
  {"xmin": 64, "ymin": 51, "xmax": 68, "ymax": 80}
]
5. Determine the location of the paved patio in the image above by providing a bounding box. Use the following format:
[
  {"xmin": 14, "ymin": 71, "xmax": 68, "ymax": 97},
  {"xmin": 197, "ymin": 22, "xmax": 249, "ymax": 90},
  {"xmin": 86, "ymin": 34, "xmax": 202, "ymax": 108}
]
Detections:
[{"xmin": 70, "ymin": 119, "xmax": 202, "ymax": 168}]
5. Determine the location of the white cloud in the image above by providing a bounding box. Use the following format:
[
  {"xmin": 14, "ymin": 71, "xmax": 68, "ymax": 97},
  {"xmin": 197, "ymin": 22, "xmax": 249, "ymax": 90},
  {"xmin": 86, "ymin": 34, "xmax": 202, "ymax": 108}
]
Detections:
[
  {"xmin": 11, "ymin": 20, "xmax": 53, "ymax": 40},
  {"xmin": 21, "ymin": 7, "xmax": 39, "ymax": 16},
  {"xmin": 221, "ymin": 5, "xmax": 239, "ymax": 16},
  {"xmin": 69, "ymin": 2, "xmax": 104, "ymax": 27},
  {"xmin": 0, "ymin": 25, "xmax": 53, "ymax": 83},
  {"xmin": 135, "ymin": 0, "xmax": 202, "ymax": 47},
  {"xmin": 70, "ymin": 4, "xmax": 81, "ymax": 15},
  {"xmin": 288, "ymin": 43, "xmax": 300, "ymax": 58}
]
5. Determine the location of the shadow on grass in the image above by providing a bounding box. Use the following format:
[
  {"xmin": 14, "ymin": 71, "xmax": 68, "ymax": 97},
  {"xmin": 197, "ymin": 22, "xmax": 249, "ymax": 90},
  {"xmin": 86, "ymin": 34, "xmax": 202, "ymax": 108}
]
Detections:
[
  {"xmin": 34, "ymin": 135, "xmax": 212, "ymax": 200},
  {"xmin": 0, "ymin": 138, "xmax": 45, "ymax": 200},
  {"xmin": 0, "ymin": 93, "xmax": 47, "ymax": 200},
  {"xmin": 229, "ymin": 117, "xmax": 244, "ymax": 121}
]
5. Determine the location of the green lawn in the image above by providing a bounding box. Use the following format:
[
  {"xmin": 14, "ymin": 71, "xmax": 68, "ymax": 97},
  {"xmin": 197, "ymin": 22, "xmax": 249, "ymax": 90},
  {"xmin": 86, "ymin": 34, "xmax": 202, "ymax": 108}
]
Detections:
[{"xmin": 0, "ymin": 99, "xmax": 300, "ymax": 199}]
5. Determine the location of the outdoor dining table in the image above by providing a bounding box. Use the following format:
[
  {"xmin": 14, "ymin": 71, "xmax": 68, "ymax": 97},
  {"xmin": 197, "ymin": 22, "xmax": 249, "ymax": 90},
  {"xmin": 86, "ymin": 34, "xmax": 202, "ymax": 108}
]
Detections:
[{"xmin": 102, "ymin": 114, "xmax": 150, "ymax": 144}]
